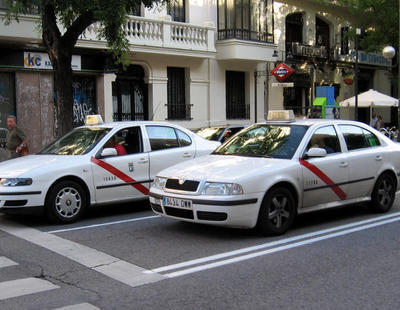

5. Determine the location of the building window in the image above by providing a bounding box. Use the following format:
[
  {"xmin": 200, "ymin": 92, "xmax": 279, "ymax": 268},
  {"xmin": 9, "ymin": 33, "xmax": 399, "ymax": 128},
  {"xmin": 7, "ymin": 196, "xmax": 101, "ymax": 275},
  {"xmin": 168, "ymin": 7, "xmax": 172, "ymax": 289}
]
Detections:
[
  {"xmin": 286, "ymin": 13, "xmax": 303, "ymax": 53},
  {"xmin": 0, "ymin": 72, "xmax": 15, "ymax": 132},
  {"xmin": 168, "ymin": 0, "xmax": 185, "ymax": 22},
  {"xmin": 341, "ymin": 27, "xmax": 349, "ymax": 55},
  {"xmin": 218, "ymin": 0, "xmax": 274, "ymax": 43},
  {"xmin": 167, "ymin": 67, "xmax": 190, "ymax": 120},
  {"xmin": 112, "ymin": 65, "xmax": 148, "ymax": 121},
  {"xmin": 226, "ymin": 71, "xmax": 249, "ymax": 119},
  {"xmin": 316, "ymin": 17, "xmax": 330, "ymax": 48},
  {"xmin": 72, "ymin": 76, "xmax": 97, "ymax": 127}
]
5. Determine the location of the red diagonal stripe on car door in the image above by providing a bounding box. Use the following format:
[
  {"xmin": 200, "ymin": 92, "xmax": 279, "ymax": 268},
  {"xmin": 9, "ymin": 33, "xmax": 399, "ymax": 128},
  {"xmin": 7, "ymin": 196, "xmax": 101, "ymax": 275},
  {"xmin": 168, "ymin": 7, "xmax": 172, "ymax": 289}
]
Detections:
[
  {"xmin": 91, "ymin": 157, "xmax": 149, "ymax": 195},
  {"xmin": 299, "ymin": 158, "xmax": 347, "ymax": 200}
]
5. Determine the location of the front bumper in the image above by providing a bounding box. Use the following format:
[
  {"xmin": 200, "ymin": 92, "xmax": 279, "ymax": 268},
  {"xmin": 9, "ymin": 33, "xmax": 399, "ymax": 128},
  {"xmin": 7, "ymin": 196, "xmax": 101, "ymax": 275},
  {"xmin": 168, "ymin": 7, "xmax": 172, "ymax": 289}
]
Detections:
[
  {"xmin": 149, "ymin": 189, "xmax": 262, "ymax": 229},
  {"xmin": 0, "ymin": 187, "xmax": 45, "ymax": 209}
]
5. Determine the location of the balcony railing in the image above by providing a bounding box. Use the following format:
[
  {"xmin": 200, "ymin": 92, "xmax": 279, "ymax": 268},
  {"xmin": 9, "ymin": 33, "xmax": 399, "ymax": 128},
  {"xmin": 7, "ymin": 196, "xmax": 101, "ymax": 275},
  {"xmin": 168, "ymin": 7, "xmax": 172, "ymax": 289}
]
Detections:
[{"xmin": 80, "ymin": 16, "xmax": 216, "ymax": 53}]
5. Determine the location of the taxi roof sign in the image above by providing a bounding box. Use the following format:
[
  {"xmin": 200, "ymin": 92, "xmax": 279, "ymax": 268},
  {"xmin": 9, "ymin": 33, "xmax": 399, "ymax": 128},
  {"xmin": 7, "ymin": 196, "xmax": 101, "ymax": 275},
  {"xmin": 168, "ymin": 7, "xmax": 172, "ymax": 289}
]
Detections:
[
  {"xmin": 267, "ymin": 110, "xmax": 295, "ymax": 122},
  {"xmin": 85, "ymin": 114, "xmax": 104, "ymax": 125}
]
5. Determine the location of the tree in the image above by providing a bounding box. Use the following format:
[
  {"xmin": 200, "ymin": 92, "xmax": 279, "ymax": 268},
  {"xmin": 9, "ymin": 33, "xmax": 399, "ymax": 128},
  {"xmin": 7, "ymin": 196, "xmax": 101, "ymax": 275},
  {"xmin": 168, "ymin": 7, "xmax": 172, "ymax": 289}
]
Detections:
[
  {"xmin": 310, "ymin": 0, "xmax": 399, "ymax": 52},
  {"xmin": 4, "ymin": 0, "xmax": 164, "ymax": 136}
]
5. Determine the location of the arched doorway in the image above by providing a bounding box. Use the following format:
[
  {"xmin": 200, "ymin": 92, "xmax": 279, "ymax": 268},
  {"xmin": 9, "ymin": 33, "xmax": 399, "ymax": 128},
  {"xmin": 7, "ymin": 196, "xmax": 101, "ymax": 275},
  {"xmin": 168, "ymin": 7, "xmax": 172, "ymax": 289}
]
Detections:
[
  {"xmin": 316, "ymin": 16, "xmax": 330, "ymax": 51},
  {"xmin": 112, "ymin": 65, "xmax": 148, "ymax": 121},
  {"xmin": 286, "ymin": 12, "xmax": 303, "ymax": 52}
]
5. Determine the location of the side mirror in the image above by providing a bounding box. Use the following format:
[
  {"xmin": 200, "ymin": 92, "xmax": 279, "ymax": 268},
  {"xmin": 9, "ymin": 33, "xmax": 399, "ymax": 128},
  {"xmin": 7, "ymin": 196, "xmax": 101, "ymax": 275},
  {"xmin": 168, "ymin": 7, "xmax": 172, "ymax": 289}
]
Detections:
[
  {"xmin": 100, "ymin": 148, "xmax": 117, "ymax": 158},
  {"xmin": 305, "ymin": 147, "xmax": 327, "ymax": 158}
]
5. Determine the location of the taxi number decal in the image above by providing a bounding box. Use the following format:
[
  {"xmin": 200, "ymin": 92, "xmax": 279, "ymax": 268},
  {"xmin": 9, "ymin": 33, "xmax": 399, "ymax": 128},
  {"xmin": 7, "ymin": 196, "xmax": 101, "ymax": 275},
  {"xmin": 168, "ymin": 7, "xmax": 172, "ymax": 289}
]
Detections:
[
  {"xmin": 299, "ymin": 159, "xmax": 347, "ymax": 200},
  {"xmin": 91, "ymin": 157, "xmax": 149, "ymax": 195}
]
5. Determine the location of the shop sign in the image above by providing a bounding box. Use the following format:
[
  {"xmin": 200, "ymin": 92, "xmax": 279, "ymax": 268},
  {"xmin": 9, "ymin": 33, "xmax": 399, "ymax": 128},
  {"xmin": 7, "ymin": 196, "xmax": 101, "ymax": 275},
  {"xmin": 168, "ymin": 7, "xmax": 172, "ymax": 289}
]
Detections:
[
  {"xmin": 272, "ymin": 82, "xmax": 294, "ymax": 87},
  {"xmin": 336, "ymin": 50, "xmax": 391, "ymax": 67},
  {"xmin": 24, "ymin": 52, "xmax": 81, "ymax": 70},
  {"xmin": 271, "ymin": 63, "xmax": 294, "ymax": 82}
]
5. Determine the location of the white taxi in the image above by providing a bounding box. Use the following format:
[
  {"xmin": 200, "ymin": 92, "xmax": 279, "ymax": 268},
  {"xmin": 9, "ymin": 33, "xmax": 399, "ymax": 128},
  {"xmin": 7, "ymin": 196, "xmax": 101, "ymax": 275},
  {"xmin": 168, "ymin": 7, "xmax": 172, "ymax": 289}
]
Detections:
[
  {"xmin": 0, "ymin": 116, "xmax": 219, "ymax": 223},
  {"xmin": 150, "ymin": 111, "xmax": 400, "ymax": 235}
]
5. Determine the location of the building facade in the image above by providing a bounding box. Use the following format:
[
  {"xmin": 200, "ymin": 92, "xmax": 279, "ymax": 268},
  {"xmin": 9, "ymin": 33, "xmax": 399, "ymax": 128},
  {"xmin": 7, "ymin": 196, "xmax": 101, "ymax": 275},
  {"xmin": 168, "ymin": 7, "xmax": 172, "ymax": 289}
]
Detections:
[{"xmin": 0, "ymin": 0, "xmax": 395, "ymax": 161}]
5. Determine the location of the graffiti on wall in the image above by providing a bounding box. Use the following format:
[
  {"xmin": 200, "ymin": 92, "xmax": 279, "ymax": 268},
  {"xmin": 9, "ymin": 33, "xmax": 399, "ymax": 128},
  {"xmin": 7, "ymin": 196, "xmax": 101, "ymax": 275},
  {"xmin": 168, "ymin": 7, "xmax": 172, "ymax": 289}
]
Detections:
[{"xmin": 72, "ymin": 77, "xmax": 97, "ymax": 127}]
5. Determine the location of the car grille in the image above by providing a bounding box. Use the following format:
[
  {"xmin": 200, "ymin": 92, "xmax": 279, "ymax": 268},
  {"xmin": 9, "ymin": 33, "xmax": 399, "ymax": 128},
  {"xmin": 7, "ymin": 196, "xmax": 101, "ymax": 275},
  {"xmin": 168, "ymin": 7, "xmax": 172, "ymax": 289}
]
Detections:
[
  {"xmin": 165, "ymin": 179, "xmax": 199, "ymax": 192},
  {"xmin": 165, "ymin": 207, "xmax": 194, "ymax": 219}
]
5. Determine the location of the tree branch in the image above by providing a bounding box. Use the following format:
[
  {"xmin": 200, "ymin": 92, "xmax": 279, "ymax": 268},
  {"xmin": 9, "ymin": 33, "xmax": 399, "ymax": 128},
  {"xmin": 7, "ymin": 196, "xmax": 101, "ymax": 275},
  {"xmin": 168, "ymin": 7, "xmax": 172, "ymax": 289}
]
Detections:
[
  {"xmin": 42, "ymin": 3, "xmax": 61, "ymax": 51},
  {"xmin": 62, "ymin": 11, "xmax": 95, "ymax": 47}
]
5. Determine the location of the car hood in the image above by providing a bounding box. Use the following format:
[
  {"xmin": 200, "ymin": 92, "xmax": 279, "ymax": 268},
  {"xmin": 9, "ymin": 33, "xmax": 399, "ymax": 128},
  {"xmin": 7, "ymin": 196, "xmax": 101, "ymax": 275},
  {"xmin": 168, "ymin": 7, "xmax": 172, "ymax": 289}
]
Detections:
[
  {"xmin": 158, "ymin": 154, "xmax": 291, "ymax": 182},
  {"xmin": 0, "ymin": 155, "xmax": 86, "ymax": 178}
]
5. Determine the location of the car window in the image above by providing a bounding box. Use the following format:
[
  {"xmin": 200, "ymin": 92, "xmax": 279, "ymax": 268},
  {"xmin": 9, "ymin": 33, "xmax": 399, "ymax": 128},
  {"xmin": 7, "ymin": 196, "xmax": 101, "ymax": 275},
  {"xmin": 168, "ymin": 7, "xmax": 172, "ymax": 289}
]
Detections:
[
  {"xmin": 213, "ymin": 124, "xmax": 308, "ymax": 159},
  {"xmin": 307, "ymin": 126, "xmax": 341, "ymax": 154},
  {"xmin": 146, "ymin": 126, "xmax": 179, "ymax": 151},
  {"xmin": 196, "ymin": 127, "xmax": 225, "ymax": 141},
  {"xmin": 177, "ymin": 129, "xmax": 192, "ymax": 147},
  {"xmin": 39, "ymin": 127, "xmax": 111, "ymax": 155},
  {"xmin": 339, "ymin": 125, "xmax": 380, "ymax": 150},
  {"xmin": 103, "ymin": 126, "xmax": 142, "ymax": 156}
]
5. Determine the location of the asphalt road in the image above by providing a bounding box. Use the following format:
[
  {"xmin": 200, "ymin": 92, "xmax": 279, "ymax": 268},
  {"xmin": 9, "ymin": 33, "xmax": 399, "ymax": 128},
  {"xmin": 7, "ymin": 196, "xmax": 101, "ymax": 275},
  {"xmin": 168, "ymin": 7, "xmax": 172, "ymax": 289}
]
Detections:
[{"xmin": 1, "ymin": 198, "xmax": 400, "ymax": 309}]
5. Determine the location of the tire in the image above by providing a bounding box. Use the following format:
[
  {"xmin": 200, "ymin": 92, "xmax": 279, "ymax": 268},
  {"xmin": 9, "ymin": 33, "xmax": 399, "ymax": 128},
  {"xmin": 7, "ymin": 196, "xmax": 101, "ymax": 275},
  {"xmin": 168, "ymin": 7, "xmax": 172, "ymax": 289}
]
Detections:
[
  {"xmin": 257, "ymin": 187, "xmax": 296, "ymax": 236},
  {"xmin": 370, "ymin": 173, "xmax": 396, "ymax": 213},
  {"xmin": 45, "ymin": 180, "xmax": 87, "ymax": 223}
]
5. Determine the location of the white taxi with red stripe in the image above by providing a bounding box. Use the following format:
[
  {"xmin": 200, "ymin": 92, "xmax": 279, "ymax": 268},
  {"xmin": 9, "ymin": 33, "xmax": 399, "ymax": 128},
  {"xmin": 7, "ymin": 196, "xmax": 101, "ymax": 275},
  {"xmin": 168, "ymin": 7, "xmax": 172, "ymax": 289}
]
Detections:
[
  {"xmin": 0, "ymin": 116, "xmax": 220, "ymax": 223},
  {"xmin": 150, "ymin": 111, "xmax": 400, "ymax": 235}
]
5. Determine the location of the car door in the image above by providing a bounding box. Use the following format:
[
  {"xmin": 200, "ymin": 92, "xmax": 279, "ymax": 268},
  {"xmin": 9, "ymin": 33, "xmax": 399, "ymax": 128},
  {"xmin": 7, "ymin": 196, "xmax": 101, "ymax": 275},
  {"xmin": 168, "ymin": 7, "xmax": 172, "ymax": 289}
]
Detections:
[
  {"xmin": 338, "ymin": 124, "xmax": 383, "ymax": 199},
  {"xmin": 301, "ymin": 125, "xmax": 349, "ymax": 208},
  {"xmin": 91, "ymin": 126, "xmax": 150, "ymax": 204},
  {"xmin": 146, "ymin": 125, "xmax": 196, "ymax": 180}
]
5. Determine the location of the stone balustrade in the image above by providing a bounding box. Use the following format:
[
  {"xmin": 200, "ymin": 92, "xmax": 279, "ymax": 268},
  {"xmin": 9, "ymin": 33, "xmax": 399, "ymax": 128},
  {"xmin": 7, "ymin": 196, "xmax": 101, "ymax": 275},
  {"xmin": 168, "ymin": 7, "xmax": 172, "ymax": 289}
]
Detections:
[{"xmin": 80, "ymin": 15, "xmax": 216, "ymax": 53}]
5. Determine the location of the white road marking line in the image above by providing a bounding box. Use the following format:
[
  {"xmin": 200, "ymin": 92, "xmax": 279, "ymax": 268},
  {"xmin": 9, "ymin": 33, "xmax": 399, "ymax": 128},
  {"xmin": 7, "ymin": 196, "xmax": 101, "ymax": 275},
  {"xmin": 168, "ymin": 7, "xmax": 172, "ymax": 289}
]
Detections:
[
  {"xmin": 0, "ymin": 218, "xmax": 165, "ymax": 288},
  {"xmin": 0, "ymin": 277, "xmax": 59, "ymax": 300},
  {"xmin": 53, "ymin": 303, "xmax": 100, "ymax": 310},
  {"xmin": 164, "ymin": 215, "xmax": 400, "ymax": 278},
  {"xmin": 47, "ymin": 215, "xmax": 161, "ymax": 234},
  {"xmin": 0, "ymin": 256, "xmax": 18, "ymax": 268},
  {"xmin": 148, "ymin": 211, "xmax": 400, "ymax": 274}
]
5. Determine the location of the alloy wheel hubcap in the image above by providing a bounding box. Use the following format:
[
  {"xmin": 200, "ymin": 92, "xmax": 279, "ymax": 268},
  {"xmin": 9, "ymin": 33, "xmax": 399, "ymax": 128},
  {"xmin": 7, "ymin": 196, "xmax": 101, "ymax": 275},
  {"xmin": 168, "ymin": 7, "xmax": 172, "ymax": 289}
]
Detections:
[
  {"xmin": 377, "ymin": 180, "xmax": 393, "ymax": 208},
  {"xmin": 268, "ymin": 195, "xmax": 291, "ymax": 228},
  {"xmin": 55, "ymin": 187, "xmax": 81, "ymax": 218}
]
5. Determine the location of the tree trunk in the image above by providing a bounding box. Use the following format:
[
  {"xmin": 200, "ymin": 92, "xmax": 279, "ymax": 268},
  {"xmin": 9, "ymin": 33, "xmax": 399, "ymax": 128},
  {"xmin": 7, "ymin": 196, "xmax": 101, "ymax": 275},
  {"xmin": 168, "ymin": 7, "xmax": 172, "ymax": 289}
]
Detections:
[{"xmin": 41, "ymin": 4, "xmax": 94, "ymax": 137}]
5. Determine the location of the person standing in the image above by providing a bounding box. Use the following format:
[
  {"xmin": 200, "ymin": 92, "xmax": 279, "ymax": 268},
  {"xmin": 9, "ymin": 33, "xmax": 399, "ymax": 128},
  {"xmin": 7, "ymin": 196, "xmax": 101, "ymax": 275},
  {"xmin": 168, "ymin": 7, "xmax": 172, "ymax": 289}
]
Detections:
[
  {"xmin": 6, "ymin": 115, "xmax": 28, "ymax": 159},
  {"xmin": 370, "ymin": 112, "xmax": 378, "ymax": 129}
]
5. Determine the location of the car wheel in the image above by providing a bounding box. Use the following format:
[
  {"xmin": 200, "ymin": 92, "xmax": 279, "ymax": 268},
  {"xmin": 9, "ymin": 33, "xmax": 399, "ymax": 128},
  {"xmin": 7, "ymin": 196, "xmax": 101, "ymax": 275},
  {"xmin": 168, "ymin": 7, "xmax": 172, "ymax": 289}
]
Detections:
[
  {"xmin": 257, "ymin": 187, "xmax": 296, "ymax": 236},
  {"xmin": 370, "ymin": 173, "xmax": 396, "ymax": 213},
  {"xmin": 46, "ymin": 181, "xmax": 87, "ymax": 223}
]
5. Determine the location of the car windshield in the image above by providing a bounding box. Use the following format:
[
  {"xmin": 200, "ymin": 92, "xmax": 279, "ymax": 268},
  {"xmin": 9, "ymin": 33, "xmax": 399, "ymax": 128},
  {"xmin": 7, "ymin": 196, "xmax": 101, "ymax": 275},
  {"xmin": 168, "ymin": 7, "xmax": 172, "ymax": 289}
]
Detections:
[
  {"xmin": 39, "ymin": 127, "xmax": 111, "ymax": 155},
  {"xmin": 213, "ymin": 124, "xmax": 308, "ymax": 159},
  {"xmin": 196, "ymin": 127, "xmax": 225, "ymax": 141}
]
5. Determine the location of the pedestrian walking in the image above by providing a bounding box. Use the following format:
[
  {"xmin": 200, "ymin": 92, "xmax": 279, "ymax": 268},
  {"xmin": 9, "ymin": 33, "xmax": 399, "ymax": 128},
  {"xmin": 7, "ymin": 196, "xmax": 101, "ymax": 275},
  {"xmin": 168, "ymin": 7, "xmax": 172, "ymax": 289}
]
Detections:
[
  {"xmin": 376, "ymin": 115, "xmax": 385, "ymax": 130},
  {"xmin": 6, "ymin": 115, "xmax": 28, "ymax": 159}
]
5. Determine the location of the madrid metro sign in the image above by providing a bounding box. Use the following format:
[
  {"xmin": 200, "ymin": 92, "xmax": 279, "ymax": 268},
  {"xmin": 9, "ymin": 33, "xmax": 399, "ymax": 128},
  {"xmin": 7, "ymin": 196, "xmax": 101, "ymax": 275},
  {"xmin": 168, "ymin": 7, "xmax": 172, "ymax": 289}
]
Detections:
[{"xmin": 271, "ymin": 63, "xmax": 294, "ymax": 82}]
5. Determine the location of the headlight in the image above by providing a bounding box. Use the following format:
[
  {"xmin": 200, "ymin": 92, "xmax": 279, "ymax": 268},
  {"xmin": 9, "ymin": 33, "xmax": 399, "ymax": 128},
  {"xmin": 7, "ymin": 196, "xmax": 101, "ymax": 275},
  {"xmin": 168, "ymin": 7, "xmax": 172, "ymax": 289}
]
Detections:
[
  {"xmin": 0, "ymin": 178, "xmax": 33, "ymax": 187},
  {"xmin": 202, "ymin": 182, "xmax": 243, "ymax": 195},
  {"xmin": 151, "ymin": 177, "xmax": 167, "ymax": 190}
]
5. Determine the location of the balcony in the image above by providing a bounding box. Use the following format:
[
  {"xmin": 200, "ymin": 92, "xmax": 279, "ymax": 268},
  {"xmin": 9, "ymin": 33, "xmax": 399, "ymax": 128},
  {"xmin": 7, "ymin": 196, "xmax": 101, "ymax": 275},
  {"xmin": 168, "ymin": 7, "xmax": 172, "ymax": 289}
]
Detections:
[
  {"xmin": 79, "ymin": 16, "xmax": 216, "ymax": 58},
  {"xmin": 0, "ymin": 12, "xmax": 216, "ymax": 58}
]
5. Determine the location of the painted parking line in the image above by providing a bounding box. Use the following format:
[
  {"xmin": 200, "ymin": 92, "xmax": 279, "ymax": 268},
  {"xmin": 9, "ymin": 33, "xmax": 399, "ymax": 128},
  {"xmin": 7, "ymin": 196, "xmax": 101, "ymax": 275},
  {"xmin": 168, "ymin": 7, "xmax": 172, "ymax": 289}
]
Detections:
[
  {"xmin": 0, "ymin": 277, "xmax": 59, "ymax": 301},
  {"xmin": 145, "ymin": 212, "xmax": 400, "ymax": 277},
  {"xmin": 47, "ymin": 215, "xmax": 161, "ymax": 234},
  {"xmin": 53, "ymin": 303, "xmax": 100, "ymax": 310},
  {"xmin": 0, "ymin": 217, "xmax": 165, "ymax": 288},
  {"xmin": 0, "ymin": 256, "xmax": 18, "ymax": 268}
]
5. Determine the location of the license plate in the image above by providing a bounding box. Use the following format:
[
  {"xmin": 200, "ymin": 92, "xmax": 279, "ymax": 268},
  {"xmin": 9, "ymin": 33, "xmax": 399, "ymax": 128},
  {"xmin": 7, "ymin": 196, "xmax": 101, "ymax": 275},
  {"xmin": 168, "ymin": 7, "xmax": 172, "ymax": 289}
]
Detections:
[{"xmin": 163, "ymin": 196, "xmax": 192, "ymax": 209}]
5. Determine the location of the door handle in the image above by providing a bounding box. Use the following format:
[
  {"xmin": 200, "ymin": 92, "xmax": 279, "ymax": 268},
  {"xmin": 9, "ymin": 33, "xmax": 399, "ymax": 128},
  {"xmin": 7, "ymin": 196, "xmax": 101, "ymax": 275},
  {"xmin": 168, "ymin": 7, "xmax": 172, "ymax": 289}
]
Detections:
[
  {"xmin": 375, "ymin": 155, "xmax": 383, "ymax": 161},
  {"xmin": 339, "ymin": 162, "xmax": 349, "ymax": 168},
  {"xmin": 183, "ymin": 152, "xmax": 193, "ymax": 158},
  {"xmin": 138, "ymin": 158, "xmax": 149, "ymax": 164}
]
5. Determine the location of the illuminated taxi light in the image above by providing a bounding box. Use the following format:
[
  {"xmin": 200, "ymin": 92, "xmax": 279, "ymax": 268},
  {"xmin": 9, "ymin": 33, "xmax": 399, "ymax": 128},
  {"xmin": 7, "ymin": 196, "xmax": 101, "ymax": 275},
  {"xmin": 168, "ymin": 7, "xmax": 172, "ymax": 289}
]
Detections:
[
  {"xmin": 85, "ymin": 115, "xmax": 104, "ymax": 125},
  {"xmin": 267, "ymin": 110, "xmax": 295, "ymax": 122}
]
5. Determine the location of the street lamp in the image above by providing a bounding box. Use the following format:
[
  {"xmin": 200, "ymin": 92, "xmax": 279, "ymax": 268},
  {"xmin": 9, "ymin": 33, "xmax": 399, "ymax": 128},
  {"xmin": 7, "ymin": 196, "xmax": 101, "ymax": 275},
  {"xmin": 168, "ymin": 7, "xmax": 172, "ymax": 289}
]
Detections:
[
  {"xmin": 382, "ymin": 45, "xmax": 398, "ymax": 125},
  {"xmin": 354, "ymin": 28, "xmax": 361, "ymax": 121}
]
